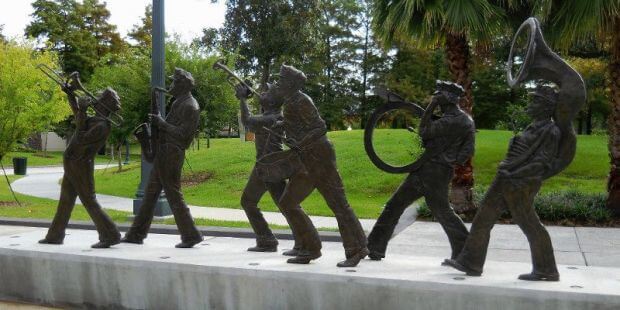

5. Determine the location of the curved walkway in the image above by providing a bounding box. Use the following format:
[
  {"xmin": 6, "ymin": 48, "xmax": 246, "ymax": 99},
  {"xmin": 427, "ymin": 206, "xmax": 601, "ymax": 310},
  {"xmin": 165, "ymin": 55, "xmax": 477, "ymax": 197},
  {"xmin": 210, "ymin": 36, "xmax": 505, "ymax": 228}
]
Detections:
[{"xmin": 6, "ymin": 165, "xmax": 377, "ymax": 230}]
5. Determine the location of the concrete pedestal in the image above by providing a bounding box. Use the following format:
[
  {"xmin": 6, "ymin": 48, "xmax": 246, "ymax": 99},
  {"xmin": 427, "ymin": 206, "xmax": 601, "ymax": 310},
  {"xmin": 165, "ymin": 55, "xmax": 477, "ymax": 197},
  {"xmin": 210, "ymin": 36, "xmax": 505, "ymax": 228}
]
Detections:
[{"xmin": 0, "ymin": 229, "xmax": 618, "ymax": 310}]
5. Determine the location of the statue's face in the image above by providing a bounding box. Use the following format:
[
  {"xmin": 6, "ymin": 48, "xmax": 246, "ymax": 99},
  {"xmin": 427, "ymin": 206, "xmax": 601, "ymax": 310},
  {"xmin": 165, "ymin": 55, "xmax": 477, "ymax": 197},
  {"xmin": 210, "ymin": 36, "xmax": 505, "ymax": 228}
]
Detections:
[
  {"xmin": 527, "ymin": 95, "xmax": 553, "ymax": 119},
  {"xmin": 169, "ymin": 78, "xmax": 190, "ymax": 97},
  {"xmin": 259, "ymin": 86, "xmax": 281, "ymax": 112},
  {"xmin": 432, "ymin": 91, "xmax": 451, "ymax": 112}
]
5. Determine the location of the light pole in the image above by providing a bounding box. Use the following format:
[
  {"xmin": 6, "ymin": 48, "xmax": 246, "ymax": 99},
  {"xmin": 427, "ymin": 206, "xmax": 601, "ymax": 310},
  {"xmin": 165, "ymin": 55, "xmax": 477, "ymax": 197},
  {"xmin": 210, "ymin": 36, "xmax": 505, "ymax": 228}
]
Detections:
[{"xmin": 133, "ymin": 0, "xmax": 171, "ymax": 217}]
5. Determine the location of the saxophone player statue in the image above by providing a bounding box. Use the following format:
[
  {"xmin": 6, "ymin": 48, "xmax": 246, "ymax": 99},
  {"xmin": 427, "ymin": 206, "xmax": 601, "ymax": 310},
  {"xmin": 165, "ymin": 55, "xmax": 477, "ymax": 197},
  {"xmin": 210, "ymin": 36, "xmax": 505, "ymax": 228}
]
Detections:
[
  {"xmin": 445, "ymin": 17, "xmax": 586, "ymax": 281},
  {"xmin": 123, "ymin": 68, "xmax": 204, "ymax": 248}
]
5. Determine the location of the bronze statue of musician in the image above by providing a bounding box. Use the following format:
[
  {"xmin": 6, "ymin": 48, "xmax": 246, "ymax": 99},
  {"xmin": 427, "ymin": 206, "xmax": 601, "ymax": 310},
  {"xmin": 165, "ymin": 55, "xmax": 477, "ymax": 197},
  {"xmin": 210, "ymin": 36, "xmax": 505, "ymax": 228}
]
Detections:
[{"xmin": 122, "ymin": 68, "xmax": 203, "ymax": 248}]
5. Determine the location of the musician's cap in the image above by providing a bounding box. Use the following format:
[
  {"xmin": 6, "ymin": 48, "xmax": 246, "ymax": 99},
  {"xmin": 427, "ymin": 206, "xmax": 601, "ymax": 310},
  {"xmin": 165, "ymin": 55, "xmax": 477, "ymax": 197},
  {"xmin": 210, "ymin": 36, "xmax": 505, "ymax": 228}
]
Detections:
[
  {"xmin": 436, "ymin": 80, "xmax": 464, "ymax": 98},
  {"xmin": 279, "ymin": 65, "xmax": 306, "ymax": 89},
  {"xmin": 170, "ymin": 68, "xmax": 195, "ymax": 87},
  {"xmin": 530, "ymin": 85, "xmax": 559, "ymax": 104},
  {"xmin": 98, "ymin": 87, "xmax": 121, "ymax": 112}
]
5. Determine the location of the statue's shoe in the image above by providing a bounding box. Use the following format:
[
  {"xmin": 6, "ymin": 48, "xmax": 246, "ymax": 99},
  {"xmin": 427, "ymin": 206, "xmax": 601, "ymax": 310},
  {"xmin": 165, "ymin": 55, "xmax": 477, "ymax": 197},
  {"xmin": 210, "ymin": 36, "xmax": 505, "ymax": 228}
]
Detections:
[
  {"xmin": 248, "ymin": 244, "xmax": 278, "ymax": 252},
  {"xmin": 337, "ymin": 248, "xmax": 370, "ymax": 267},
  {"xmin": 120, "ymin": 235, "xmax": 143, "ymax": 245},
  {"xmin": 38, "ymin": 238, "xmax": 63, "ymax": 245},
  {"xmin": 91, "ymin": 239, "xmax": 121, "ymax": 249},
  {"xmin": 175, "ymin": 237, "xmax": 204, "ymax": 248},
  {"xmin": 443, "ymin": 259, "xmax": 482, "ymax": 276},
  {"xmin": 367, "ymin": 250, "xmax": 384, "ymax": 261},
  {"xmin": 518, "ymin": 272, "xmax": 559, "ymax": 282},
  {"xmin": 282, "ymin": 248, "xmax": 301, "ymax": 256},
  {"xmin": 287, "ymin": 251, "xmax": 322, "ymax": 264}
]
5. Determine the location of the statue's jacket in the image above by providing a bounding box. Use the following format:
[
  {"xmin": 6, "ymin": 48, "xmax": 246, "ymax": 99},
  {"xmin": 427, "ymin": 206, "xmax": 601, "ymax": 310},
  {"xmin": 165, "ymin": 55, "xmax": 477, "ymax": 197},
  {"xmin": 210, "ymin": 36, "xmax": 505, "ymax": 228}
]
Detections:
[
  {"xmin": 157, "ymin": 95, "xmax": 200, "ymax": 151},
  {"xmin": 419, "ymin": 111, "xmax": 476, "ymax": 169},
  {"xmin": 64, "ymin": 114, "xmax": 111, "ymax": 164}
]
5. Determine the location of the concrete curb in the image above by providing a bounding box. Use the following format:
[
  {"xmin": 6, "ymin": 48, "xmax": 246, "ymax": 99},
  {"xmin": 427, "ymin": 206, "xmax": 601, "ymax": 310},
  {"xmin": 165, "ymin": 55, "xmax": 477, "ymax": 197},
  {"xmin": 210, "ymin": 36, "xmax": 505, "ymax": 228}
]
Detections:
[{"xmin": 0, "ymin": 217, "xmax": 343, "ymax": 242}]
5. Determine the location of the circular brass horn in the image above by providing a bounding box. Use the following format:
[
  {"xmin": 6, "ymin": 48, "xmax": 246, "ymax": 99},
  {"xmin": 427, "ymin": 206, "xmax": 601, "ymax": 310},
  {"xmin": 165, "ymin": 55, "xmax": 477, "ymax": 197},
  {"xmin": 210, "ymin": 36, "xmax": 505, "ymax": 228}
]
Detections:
[
  {"xmin": 507, "ymin": 17, "xmax": 537, "ymax": 87},
  {"xmin": 363, "ymin": 101, "xmax": 425, "ymax": 174}
]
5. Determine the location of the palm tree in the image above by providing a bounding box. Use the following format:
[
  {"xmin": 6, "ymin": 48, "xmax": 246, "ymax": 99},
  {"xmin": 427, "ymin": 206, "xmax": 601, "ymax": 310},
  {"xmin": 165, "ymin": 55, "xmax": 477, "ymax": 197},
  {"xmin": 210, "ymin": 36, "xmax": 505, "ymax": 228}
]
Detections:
[
  {"xmin": 372, "ymin": 0, "xmax": 505, "ymax": 212},
  {"xmin": 537, "ymin": 0, "xmax": 620, "ymax": 216}
]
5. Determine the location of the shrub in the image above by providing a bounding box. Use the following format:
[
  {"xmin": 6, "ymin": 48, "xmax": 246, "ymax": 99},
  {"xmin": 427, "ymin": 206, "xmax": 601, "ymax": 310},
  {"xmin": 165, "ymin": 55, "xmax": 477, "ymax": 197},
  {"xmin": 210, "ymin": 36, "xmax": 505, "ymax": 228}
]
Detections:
[{"xmin": 418, "ymin": 189, "xmax": 612, "ymax": 226}]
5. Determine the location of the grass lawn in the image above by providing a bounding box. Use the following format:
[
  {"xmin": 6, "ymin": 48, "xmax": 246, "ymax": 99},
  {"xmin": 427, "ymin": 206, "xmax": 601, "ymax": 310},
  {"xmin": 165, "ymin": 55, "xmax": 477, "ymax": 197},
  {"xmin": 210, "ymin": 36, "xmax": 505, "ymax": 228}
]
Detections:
[
  {"xmin": 2, "ymin": 150, "xmax": 142, "ymax": 168},
  {"xmin": 0, "ymin": 176, "xmax": 280, "ymax": 229},
  {"xmin": 93, "ymin": 129, "xmax": 608, "ymax": 219}
]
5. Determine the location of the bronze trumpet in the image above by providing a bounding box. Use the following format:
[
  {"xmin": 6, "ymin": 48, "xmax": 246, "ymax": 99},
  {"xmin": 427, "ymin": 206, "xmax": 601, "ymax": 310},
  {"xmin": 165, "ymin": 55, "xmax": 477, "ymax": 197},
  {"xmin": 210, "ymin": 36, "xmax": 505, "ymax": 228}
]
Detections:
[
  {"xmin": 212, "ymin": 59, "xmax": 260, "ymax": 97},
  {"xmin": 37, "ymin": 64, "xmax": 123, "ymax": 127}
]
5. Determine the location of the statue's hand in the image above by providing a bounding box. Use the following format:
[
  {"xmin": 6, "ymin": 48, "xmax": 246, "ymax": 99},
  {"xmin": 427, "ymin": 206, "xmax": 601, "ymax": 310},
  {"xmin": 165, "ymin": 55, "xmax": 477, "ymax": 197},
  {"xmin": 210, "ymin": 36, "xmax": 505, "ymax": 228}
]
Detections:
[
  {"xmin": 235, "ymin": 84, "xmax": 251, "ymax": 100},
  {"xmin": 149, "ymin": 113, "xmax": 165, "ymax": 127},
  {"xmin": 497, "ymin": 169, "xmax": 511, "ymax": 178}
]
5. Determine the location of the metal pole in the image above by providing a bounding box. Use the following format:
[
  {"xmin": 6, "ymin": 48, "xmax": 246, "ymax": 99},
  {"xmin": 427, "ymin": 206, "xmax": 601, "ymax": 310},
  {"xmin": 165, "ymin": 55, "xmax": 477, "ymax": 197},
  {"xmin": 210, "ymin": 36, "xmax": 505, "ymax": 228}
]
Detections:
[{"xmin": 133, "ymin": 0, "xmax": 171, "ymax": 217}]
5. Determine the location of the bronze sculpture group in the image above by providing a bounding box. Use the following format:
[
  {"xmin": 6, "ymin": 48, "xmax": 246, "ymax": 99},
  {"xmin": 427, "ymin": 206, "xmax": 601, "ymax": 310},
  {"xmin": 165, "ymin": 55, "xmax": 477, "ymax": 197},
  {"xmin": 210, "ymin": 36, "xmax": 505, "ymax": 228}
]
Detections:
[{"xmin": 38, "ymin": 17, "xmax": 585, "ymax": 281}]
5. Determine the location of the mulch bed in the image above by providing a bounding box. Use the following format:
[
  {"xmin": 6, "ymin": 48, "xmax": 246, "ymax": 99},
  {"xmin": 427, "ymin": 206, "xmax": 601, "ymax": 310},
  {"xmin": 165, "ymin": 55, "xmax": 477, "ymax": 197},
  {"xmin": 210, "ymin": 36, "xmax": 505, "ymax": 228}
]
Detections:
[{"xmin": 181, "ymin": 171, "xmax": 214, "ymax": 187}]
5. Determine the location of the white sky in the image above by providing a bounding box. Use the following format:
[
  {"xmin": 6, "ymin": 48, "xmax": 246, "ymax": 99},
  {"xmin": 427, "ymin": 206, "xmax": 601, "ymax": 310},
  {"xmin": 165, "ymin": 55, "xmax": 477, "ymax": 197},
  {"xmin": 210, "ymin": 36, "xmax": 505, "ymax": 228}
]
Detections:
[{"xmin": 0, "ymin": 0, "xmax": 226, "ymax": 43}]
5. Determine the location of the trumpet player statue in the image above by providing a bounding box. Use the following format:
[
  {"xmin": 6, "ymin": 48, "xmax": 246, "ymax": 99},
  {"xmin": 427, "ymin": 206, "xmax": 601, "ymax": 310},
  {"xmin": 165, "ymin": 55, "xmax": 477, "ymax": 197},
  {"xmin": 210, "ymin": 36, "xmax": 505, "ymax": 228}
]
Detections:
[
  {"xmin": 445, "ymin": 17, "xmax": 586, "ymax": 281},
  {"xmin": 123, "ymin": 68, "xmax": 203, "ymax": 248},
  {"xmin": 39, "ymin": 77, "xmax": 122, "ymax": 248},
  {"xmin": 366, "ymin": 81, "xmax": 474, "ymax": 261},
  {"xmin": 234, "ymin": 82, "xmax": 302, "ymax": 254},
  {"xmin": 257, "ymin": 65, "xmax": 368, "ymax": 267}
]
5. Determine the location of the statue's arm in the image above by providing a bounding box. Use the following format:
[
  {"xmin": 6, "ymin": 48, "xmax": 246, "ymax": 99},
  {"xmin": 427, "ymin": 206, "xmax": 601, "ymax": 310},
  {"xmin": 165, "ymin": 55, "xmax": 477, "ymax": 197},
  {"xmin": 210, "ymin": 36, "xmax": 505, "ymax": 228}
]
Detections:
[
  {"xmin": 503, "ymin": 127, "xmax": 560, "ymax": 178},
  {"xmin": 75, "ymin": 121, "xmax": 108, "ymax": 144},
  {"xmin": 157, "ymin": 104, "xmax": 199, "ymax": 142},
  {"xmin": 420, "ymin": 117, "xmax": 452, "ymax": 140}
]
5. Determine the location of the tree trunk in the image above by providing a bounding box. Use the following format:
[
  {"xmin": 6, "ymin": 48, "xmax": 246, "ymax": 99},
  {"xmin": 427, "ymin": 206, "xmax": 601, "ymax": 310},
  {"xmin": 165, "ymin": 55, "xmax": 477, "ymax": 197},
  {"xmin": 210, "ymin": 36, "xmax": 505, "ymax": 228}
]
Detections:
[
  {"xmin": 259, "ymin": 60, "xmax": 271, "ymax": 92},
  {"xmin": 586, "ymin": 105, "xmax": 592, "ymax": 135},
  {"xmin": 606, "ymin": 19, "xmax": 620, "ymax": 217},
  {"xmin": 445, "ymin": 32, "xmax": 476, "ymax": 213}
]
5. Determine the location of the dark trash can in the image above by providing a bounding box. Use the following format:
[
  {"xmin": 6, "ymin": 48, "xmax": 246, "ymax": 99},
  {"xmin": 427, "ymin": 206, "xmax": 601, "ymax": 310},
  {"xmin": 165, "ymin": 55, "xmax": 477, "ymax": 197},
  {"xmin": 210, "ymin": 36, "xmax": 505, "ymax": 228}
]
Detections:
[{"xmin": 13, "ymin": 157, "xmax": 27, "ymax": 175}]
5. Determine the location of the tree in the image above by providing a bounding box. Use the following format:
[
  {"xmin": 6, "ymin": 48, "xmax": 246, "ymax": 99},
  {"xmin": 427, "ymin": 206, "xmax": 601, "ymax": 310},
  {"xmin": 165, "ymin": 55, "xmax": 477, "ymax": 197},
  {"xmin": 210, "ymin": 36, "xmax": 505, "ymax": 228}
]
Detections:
[
  {"xmin": 540, "ymin": 0, "xmax": 620, "ymax": 215},
  {"xmin": 127, "ymin": 4, "xmax": 153, "ymax": 50},
  {"xmin": 221, "ymin": 0, "xmax": 319, "ymax": 89},
  {"xmin": 0, "ymin": 40, "xmax": 70, "ymax": 158},
  {"xmin": 0, "ymin": 25, "xmax": 6, "ymax": 43},
  {"xmin": 372, "ymin": 0, "xmax": 505, "ymax": 211},
  {"xmin": 26, "ymin": 0, "xmax": 123, "ymax": 80}
]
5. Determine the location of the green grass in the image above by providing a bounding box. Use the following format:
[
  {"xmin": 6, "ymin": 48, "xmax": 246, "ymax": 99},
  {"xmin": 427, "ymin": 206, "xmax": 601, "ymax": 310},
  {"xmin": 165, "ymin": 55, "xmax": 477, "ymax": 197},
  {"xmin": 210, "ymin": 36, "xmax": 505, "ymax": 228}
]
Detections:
[
  {"xmin": 2, "ymin": 150, "xmax": 142, "ymax": 168},
  {"xmin": 93, "ymin": 129, "xmax": 608, "ymax": 219},
  {"xmin": 0, "ymin": 176, "xmax": 280, "ymax": 230}
]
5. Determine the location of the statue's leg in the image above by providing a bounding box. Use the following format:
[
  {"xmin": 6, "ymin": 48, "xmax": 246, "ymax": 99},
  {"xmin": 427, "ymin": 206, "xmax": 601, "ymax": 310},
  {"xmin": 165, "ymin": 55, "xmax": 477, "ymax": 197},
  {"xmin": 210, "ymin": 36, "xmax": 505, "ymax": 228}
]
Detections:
[
  {"xmin": 124, "ymin": 165, "xmax": 163, "ymax": 242},
  {"xmin": 367, "ymin": 172, "xmax": 422, "ymax": 260},
  {"xmin": 42, "ymin": 175, "xmax": 78, "ymax": 243},
  {"xmin": 507, "ymin": 182, "xmax": 559, "ymax": 281},
  {"xmin": 72, "ymin": 164, "xmax": 120, "ymax": 246},
  {"xmin": 278, "ymin": 173, "xmax": 322, "ymax": 263},
  {"xmin": 159, "ymin": 144, "xmax": 202, "ymax": 247},
  {"xmin": 423, "ymin": 165, "xmax": 468, "ymax": 259},
  {"xmin": 242, "ymin": 166, "xmax": 277, "ymax": 251},
  {"xmin": 265, "ymin": 179, "xmax": 303, "ymax": 254},
  {"xmin": 453, "ymin": 179, "xmax": 506, "ymax": 275}
]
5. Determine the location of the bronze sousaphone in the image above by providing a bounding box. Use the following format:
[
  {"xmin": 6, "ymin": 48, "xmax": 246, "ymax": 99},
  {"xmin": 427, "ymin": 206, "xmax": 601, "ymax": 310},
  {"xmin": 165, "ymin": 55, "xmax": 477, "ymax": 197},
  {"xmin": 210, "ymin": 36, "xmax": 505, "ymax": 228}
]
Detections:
[
  {"xmin": 363, "ymin": 89, "xmax": 429, "ymax": 174},
  {"xmin": 507, "ymin": 17, "xmax": 586, "ymax": 179}
]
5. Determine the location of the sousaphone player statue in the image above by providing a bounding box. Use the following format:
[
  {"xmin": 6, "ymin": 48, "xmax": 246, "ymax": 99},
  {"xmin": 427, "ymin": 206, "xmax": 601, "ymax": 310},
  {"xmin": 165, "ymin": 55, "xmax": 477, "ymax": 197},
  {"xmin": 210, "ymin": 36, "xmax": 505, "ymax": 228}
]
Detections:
[
  {"xmin": 123, "ymin": 68, "xmax": 204, "ymax": 248},
  {"xmin": 445, "ymin": 17, "xmax": 586, "ymax": 281},
  {"xmin": 364, "ymin": 81, "xmax": 475, "ymax": 261}
]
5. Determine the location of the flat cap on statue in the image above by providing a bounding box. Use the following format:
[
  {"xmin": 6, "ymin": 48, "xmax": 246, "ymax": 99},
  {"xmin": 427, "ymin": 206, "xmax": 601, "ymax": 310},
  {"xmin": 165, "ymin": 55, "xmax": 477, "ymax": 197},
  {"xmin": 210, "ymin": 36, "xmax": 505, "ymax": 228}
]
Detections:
[
  {"xmin": 280, "ymin": 65, "xmax": 307, "ymax": 86},
  {"xmin": 169, "ymin": 68, "xmax": 195, "ymax": 87},
  {"xmin": 98, "ymin": 87, "xmax": 121, "ymax": 112},
  {"xmin": 436, "ymin": 80, "xmax": 465, "ymax": 97}
]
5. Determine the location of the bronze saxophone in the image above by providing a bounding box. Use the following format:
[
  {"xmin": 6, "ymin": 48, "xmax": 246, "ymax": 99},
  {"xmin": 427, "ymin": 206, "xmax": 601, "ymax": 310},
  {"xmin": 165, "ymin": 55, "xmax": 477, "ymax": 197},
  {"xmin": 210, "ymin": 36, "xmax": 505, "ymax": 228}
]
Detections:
[{"xmin": 134, "ymin": 87, "xmax": 167, "ymax": 163}]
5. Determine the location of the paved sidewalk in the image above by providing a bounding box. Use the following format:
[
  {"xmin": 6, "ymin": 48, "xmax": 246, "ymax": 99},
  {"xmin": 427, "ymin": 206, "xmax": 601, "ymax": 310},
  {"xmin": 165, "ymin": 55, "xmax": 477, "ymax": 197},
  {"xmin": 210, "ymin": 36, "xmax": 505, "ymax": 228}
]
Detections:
[
  {"xmin": 5, "ymin": 165, "xmax": 377, "ymax": 230},
  {"xmin": 1, "ymin": 223, "xmax": 619, "ymax": 268}
]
